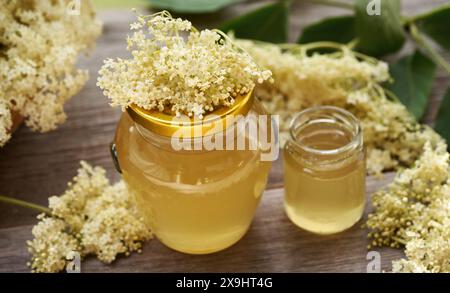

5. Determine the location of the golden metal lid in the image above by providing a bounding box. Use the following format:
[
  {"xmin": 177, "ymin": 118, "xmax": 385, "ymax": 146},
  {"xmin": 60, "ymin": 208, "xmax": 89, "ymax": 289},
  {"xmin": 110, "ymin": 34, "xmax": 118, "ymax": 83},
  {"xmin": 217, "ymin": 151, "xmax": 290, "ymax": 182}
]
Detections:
[{"xmin": 126, "ymin": 90, "xmax": 254, "ymax": 137}]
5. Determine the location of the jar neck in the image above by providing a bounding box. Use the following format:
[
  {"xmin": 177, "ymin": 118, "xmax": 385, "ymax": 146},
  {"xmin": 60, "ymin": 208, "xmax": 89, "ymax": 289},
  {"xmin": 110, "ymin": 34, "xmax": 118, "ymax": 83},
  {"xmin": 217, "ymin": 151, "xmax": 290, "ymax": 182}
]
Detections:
[
  {"xmin": 131, "ymin": 105, "xmax": 261, "ymax": 153},
  {"xmin": 126, "ymin": 90, "xmax": 254, "ymax": 138},
  {"xmin": 133, "ymin": 117, "xmax": 237, "ymax": 153},
  {"xmin": 287, "ymin": 106, "xmax": 363, "ymax": 166}
]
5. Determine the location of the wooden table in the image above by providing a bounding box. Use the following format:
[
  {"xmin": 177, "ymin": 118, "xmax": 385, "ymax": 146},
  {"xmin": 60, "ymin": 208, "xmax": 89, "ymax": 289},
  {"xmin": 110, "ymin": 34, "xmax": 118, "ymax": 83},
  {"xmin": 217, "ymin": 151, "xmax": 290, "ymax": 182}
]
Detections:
[{"xmin": 0, "ymin": 0, "xmax": 448, "ymax": 273}]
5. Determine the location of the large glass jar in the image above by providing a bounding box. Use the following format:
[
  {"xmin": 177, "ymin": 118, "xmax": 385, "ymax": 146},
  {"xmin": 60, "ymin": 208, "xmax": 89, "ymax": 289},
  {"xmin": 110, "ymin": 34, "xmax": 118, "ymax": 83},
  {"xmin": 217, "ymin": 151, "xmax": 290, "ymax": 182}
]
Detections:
[{"xmin": 112, "ymin": 91, "xmax": 273, "ymax": 254}]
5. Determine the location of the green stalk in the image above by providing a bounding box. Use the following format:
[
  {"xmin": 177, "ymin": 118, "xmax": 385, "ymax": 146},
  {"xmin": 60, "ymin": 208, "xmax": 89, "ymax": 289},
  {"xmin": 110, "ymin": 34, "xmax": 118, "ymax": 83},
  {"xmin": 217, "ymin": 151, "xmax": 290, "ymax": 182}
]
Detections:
[
  {"xmin": 409, "ymin": 23, "xmax": 450, "ymax": 77},
  {"xmin": 301, "ymin": 0, "xmax": 354, "ymax": 10},
  {"xmin": 391, "ymin": 236, "xmax": 407, "ymax": 246},
  {"xmin": 0, "ymin": 195, "xmax": 50, "ymax": 214},
  {"xmin": 347, "ymin": 38, "xmax": 359, "ymax": 50}
]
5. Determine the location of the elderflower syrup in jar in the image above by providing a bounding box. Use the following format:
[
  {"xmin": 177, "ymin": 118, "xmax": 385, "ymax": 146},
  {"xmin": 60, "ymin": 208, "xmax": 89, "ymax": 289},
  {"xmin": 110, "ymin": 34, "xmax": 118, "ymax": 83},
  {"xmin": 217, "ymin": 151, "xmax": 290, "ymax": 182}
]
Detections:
[
  {"xmin": 283, "ymin": 106, "xmax": 365, "ymax": 234},
  {"xmin": 112, "ymin": 91, "xmax": 274, "ymax": 254},
  {"xmin": 99, "ymin": 12, "xmax": 275, "ymax": 254}
]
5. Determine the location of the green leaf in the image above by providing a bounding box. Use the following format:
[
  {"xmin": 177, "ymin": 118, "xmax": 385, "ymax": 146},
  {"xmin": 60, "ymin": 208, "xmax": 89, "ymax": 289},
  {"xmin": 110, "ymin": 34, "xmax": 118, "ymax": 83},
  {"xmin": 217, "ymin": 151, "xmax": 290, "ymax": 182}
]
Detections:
[
  {"xmin": 354, "ymin": 0, "xmax": 405, "ymax": 56},
  {"xmin": 415, "ymin": 3, "xmax": 450, "ymax": 51},
  {"xmin": 386, "ymin": 50, "xmax": 436, "ymax": 119},
  {"xmin": 219, "ymin": 1, "xmax": 290, "ymax": 43},
  {"xmin": 435, "ymin": 87, "xmax": 450, "ymax": 146},
  {"xmin": 298, "ymin": 15, "xmax": 355, "ymax": 44},
  {"xmin": 148, "ymin": 0, "xmax": 241, "ymax": 13}
]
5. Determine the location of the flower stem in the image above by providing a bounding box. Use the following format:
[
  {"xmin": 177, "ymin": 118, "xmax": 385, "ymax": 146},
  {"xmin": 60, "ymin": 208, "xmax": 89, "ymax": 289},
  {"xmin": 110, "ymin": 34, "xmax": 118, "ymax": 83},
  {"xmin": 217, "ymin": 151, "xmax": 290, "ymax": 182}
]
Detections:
[
  {"xmin": 302, "ymin": 0, "xmax": 354, "ymax": 10},
  {"xmin": 391, "ymin": 236, "xmax": 407, "ymax": 246},
  {"xmin": 409, "ymin": 23, "xmax": 450, "ymax": 77},
  {"xmin": 347, "ymin": 38, "xmax": 358, "ymax": 50},
  {"xmin": 0, "ymin": 195, "xmax": 50, "ymax": 214}
]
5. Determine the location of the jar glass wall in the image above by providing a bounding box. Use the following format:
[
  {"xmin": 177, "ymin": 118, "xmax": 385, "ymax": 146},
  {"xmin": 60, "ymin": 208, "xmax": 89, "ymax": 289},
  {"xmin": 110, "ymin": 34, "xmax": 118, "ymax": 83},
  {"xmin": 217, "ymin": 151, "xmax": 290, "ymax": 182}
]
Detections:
[
  {"xmin": 113, "ymin": 95, "xmax": 272, "ymax": 254},
  {"xmin": 283, "ymin": 106, "xmax": 365, "ymax": 234}
]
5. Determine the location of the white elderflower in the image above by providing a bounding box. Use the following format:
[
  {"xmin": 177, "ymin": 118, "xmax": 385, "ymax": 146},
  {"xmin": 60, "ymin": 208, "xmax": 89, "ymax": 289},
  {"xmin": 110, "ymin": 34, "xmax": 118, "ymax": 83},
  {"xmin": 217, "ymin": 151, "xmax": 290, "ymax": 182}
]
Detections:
[
  {"xmin": 27, "ymin": 162, "xmax": 152, "ymax": 273},
  {"xmin": 81, "ymin": 181, "xmax": 152, "ymax": 263},
  {"xmin": 392, "ymin": 227, "xmax": 449, "ymax": 273},
  {"xmin": 0, "ymin": 98, "xmax": 12, "ymax": 145},
  {"xmin": 27, "ymin": 216, "xmax": 80, "ymax": 273},
  {"xmin": 97, "ymin": 12, "xmax": 271, "ymax": 118},
  {"xmin": 49, "ymin": 161, "xmax": 109, "ymax": 231},
  {"xmin": 367, "ymin": 142, "xmax": 449, "ymax": 272},
  {"xmin": 0, "ymin": 0, "xmax": 101, "ymax": 147}
]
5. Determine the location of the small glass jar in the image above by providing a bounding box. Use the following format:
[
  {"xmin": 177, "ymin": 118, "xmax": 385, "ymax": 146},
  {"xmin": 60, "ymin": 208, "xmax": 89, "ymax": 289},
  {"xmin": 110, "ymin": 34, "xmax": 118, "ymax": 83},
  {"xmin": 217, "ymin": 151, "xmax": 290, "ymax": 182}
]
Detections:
[
  {"xmin": 283, "ymin": 106, "xmax": 365, "ymax": 234},
  {"xmin": 112, "ymin": 91, "xmax": 273, "ymax": 254}
]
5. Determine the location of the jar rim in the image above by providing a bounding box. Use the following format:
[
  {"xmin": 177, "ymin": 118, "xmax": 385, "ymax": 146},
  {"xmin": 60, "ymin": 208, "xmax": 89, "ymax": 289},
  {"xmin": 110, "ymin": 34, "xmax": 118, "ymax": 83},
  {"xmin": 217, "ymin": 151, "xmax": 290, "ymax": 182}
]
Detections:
[
  {"xmin": 288, "ymin": 106, "xmax": 362, "ymax": 156},
  {"xmin": 126, "ymin": 89, "xmax": 254, "ymax": 137}
]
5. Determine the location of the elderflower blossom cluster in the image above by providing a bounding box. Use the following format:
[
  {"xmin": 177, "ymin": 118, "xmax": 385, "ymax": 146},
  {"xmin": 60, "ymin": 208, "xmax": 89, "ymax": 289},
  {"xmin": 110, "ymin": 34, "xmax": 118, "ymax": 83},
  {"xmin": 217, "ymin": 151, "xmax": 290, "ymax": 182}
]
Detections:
[
  {"xmin": 392, "ymin": 228, "xmax": 449, "ymax": 273},
  {"xmin": 27, "ymin": 161, "xmax": 152, "ymax": 273},
  {"xmin": 366, "ymin": 142, "xmax": 449, "ymax": 272},
  {"xmin": 237, "ymin": 40, "xmax": 442, "ymax": 175},
  {"xmin": 97, "ymin": 12, "xmax": 272, "ymax": 118},
  {"xmin": 0, "ymin": 0, "xmax": 101, "ymax": 147}
]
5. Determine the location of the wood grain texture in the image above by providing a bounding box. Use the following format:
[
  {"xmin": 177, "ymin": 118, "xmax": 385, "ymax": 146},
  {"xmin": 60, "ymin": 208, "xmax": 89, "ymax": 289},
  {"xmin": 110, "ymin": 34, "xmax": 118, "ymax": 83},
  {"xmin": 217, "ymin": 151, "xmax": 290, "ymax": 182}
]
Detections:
[
  {"xmin": 0, "ymin": 174, "xmax": 398, "ymax": 273},
  {"xmin": 0, "ymin": 0, "xmax": 448, "ymax": 272}
]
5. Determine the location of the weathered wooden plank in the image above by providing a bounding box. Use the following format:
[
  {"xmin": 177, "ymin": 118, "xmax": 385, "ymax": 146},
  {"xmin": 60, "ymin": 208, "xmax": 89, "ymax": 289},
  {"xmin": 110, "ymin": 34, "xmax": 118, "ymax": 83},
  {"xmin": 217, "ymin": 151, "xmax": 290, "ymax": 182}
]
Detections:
[{"xmin": 0, "ymin": 173, "xmax": 398, "ymax": 273}]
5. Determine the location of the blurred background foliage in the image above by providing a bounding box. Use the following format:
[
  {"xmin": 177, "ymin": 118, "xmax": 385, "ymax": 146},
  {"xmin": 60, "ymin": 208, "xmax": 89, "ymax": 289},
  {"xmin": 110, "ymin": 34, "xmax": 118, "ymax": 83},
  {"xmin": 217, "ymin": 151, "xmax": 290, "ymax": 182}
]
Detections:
[{"xmin": 92, "ymin": 0, "xmax": 147, "ymax": 9}]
